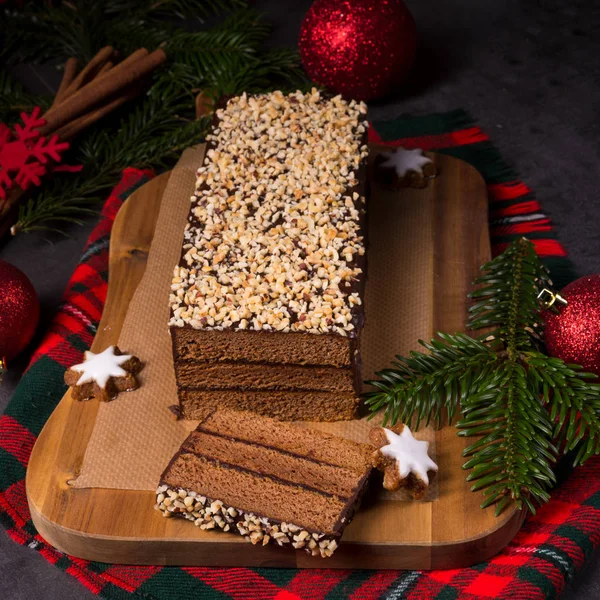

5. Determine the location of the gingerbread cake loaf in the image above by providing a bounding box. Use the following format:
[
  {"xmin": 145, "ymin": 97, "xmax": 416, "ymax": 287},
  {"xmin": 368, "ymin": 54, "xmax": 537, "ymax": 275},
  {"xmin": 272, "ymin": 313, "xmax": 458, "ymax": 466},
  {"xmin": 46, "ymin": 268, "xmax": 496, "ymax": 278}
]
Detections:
[
  {"xmin": 168, "ymin": 90, "xmax": 368, "ymax": 421},
  {"xmin": 156, "ymin": 409, "xmax": 373, "ymax": 557}
]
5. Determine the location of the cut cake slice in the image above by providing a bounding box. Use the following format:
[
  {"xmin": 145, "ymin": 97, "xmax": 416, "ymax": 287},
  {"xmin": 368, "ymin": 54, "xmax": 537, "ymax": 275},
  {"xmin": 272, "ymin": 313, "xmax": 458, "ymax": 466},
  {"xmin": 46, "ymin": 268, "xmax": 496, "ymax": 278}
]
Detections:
[{"xmin": 155, "ymin": 409, "xmax": 373, "ymax": 557}]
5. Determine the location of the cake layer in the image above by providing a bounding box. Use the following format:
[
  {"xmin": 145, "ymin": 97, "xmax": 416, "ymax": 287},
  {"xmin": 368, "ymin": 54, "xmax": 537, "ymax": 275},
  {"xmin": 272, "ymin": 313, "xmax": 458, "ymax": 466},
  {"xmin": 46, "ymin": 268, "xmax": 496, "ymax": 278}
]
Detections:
[
  {"xmin": 178, "ymin": 389, "xmax": 359, "ymax": 422},
  {"xmin": 156, "ymin": 409, "xmax": 373, "ymax": 557},
  {"xmin": 174, "ymin": 361, "xmax": 355, "ymax": 392},
  {"xmin": 183, "ymin": 430, "xmax": 364, "ymax": 498},
  {"xmin": 171, "ymin": 326, "xmax": 355, "ymax": 368},
  {"xmin": 163, "ymin": 452, "xmax": 347, "ymax": 533},
  {"xmin": 198, "ymin": 409, "xmax": 372, "ymax": 473}
]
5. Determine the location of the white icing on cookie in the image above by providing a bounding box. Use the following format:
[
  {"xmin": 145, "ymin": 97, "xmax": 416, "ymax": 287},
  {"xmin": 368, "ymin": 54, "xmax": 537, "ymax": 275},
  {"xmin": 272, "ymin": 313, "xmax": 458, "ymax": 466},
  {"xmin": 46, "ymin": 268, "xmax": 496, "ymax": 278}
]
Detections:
[
  {"xmin": 379, "ymin": 147, "xmax": 433, "ymax": 178},
  {"xmin": 70, "ymin": 346, "xmax": 132, "ymax": 389},
  {"xmin": 381, "ymin": 426, "xmax": 438, "ymax": 485}
]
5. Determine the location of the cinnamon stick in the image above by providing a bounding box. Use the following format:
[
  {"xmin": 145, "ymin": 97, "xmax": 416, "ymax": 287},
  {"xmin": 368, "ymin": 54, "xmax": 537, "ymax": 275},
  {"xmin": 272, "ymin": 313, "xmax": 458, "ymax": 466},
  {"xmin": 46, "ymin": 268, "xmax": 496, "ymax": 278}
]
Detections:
[
  {"xmin": 96, "ymin": 61, "xmax": 114, "ymax": 77},
  {"xmin": 39, "ymin": 48, "xmax": 166, "ymax": 136},
  {"xmin": 99, "ymin": 48, "xmax": 148, "ymax": 76},
  {"xmin": 0, "ymin": 47, "xmax": 166, "ymax": 238},
  {"xmin": 52, "ymin": 57, "xmax": 79, "ymax": 108},
  {"xmin": 80, "ymin": 48, "xmax": 148, "ymax": 93},
  {"xmin": 54, "ymin": 84, "xmax": 141, "ymax": 141},
  {"xmin": 52, "ymin": 46, "xmax": 115, "ymax": 106}
]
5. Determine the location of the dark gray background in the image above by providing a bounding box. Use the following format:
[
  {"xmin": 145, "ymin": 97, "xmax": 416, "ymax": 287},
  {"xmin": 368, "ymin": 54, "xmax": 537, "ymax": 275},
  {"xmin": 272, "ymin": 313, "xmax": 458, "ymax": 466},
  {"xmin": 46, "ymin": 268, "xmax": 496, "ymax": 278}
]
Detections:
[{"xmin": 1, "ymin": 0, "xmax": 599, "ymax": 597}]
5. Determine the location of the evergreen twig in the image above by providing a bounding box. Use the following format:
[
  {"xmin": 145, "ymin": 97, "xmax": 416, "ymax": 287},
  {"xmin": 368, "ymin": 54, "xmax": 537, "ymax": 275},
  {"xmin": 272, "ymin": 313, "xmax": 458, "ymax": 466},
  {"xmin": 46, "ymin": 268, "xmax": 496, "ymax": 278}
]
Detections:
[
  {"xmin": 0, "ymin": 0, "xmax": 309, "ymax": 233},
  {"xmin": 14, "ymin": 94, "xmax": 211, "ymax": 233},
  {"xmin": 366, "ymin": 238, "xmax": 600, "ymax": 515},
  {"xmin": 0, "ymin": 72, "xmax": 52, "ymax": 123},
  {"xmin": 365, "ymin": 333, "xmax": 499, "ymax": 429},
  {"xmin": 1, "ymin": 0, "xmax": 245, "ymax": 64}
]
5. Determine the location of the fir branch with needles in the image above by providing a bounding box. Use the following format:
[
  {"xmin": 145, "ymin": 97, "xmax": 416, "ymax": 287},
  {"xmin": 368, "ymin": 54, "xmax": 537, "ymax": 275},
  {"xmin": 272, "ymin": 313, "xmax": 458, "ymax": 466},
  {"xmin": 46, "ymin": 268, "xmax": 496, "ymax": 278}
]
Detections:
[
  {"xmin": 13, "ymin": 92, "xmax": 212, "ymax": 234},
  {"xmin": 0, "ymin": 0, "xmax": 310, "ymax": 234},
  {"xmin": 1, "ymin": 0, "xmax": 246, "ymax": 64},
  {"xmin": 0, "ymin": 72, "xmax": 52, "ymax": 124},
  {"xmin": 365, "ymin": 238, "xmax": 600, "ymax": 515}
]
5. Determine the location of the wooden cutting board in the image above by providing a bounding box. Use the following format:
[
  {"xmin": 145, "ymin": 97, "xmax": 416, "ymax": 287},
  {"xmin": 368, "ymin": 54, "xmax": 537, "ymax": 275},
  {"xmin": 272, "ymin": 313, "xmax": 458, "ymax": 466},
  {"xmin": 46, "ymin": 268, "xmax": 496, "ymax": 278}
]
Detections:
[{"xmin": 26, "ymin": 148, "xmax": 525, "ymax": 569}]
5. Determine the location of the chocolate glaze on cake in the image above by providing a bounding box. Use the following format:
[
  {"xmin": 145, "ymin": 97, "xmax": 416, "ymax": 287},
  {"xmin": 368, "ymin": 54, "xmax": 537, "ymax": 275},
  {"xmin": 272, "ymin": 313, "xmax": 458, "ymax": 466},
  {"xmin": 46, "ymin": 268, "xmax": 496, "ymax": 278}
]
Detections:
[
  {"xmin": 169, "ymin": 90, "xmax": 368, "ymax": 337},
  {"xmin": 155, "ymin": 409, "xmax": 373, "ymax": 557},
  {"xmin": 168, "ymin": 90, "xmax": 368, "ymax": 421}
]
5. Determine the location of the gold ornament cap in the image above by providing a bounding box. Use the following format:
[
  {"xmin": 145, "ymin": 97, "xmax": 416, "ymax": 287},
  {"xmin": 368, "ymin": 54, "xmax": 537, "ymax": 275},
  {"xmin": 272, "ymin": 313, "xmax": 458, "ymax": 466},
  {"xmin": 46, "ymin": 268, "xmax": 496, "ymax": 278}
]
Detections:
[{"xmin": 537, "ymin": 288, "xmax": 568, "ymax": 310}]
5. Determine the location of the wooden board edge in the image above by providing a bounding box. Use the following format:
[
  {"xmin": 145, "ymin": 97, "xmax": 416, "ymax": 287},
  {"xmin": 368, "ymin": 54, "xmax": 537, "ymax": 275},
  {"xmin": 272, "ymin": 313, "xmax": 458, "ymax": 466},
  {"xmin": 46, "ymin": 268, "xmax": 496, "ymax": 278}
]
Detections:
[{"xmin": 28, "ymin": 488, "xmax": 525, "ymax": 569}]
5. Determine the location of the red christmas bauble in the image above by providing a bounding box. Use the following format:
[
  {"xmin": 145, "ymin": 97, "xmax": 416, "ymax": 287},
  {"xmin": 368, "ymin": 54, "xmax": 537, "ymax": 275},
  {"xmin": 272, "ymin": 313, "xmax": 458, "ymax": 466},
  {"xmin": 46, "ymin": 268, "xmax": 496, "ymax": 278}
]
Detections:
[
  {"xmin": 545, "ymin": 275, "xmax": 600, "ymax": 376},
  {"xmin": 0, "ymin": 259, "xmax": 39, "ymax": 363},
  {"xmin": 298, "ymin": 0, "xmax": 417, "ymax": 101}
]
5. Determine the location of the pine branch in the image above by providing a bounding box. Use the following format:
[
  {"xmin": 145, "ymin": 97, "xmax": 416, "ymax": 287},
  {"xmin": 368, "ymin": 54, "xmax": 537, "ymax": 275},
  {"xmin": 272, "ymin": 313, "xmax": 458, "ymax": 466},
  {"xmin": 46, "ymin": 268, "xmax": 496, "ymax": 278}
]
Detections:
[
  {"xmin": 1, "ymin": 0, "xmax": 247, "ymax": 64},
  {"xmin": 468, "ymin": 237, "xmax": 552, "ymax": 352},
  {"xmin": 209, "ymin": 48, "xmax": 310, "ymax": 95},
  {"xmin": 160, "ymin": 10, "xmax": 309, "ymax": 96},
  {"xmin": 104, "ymin": 21, "xmax": 175, "ymax": 58},
  {"xmin": 13, "ymin": 93, "xmax": 210, "ymax": 233},
  {"xmin": 0, "ymin": 71, "xmax": 52, "ymax": 123},
  {"xmin": 2, "ymin": 0, "xmax": 307, "ymax": 232},
  {"xmin": 458, "ymin": 361, "xmax": 557, "ymax": 515},
  {"xmin": 457, "ymin": 238, "xmax": 558, "ymax": 512},
  {"xmin": 1, "ymin": 1, "xmax": 109, "ymax": 64},
  {"xmin": 105, "ymin": 0, "xmax": 245, "ymax": 21},
  {"xmin": 525, "ymin": 352, "xmax": 600, "ymax": 464},
  {"xmin": 364, "ymin": 333, "xmax": 500, "ymax": 429},
  {"xmin": 366, "ymin": 238, "xmax": 600, "ymax": 515}
]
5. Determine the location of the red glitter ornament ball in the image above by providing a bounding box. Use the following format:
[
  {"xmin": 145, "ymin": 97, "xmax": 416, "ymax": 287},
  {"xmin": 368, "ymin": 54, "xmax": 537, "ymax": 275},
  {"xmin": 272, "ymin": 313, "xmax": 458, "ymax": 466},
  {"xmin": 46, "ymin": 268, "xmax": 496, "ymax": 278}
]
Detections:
[
  {"xmin": 299, "ymin": 0, "xmax": 417, "ymax": 101},
  {"xmin": 0, "ymin": 259, "xmax": 39, "ymax": 363},
  {"xmin": 545, "ymin": 275, "xmax": 600, "ymax": 376}
]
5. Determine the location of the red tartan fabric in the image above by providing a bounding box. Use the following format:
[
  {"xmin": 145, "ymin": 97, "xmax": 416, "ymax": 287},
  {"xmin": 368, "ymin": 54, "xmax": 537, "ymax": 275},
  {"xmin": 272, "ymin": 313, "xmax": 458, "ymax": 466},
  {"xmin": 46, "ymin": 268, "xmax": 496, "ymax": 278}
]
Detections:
[{"xmin": 0, "ymin": 112, "xmax": 593, "ymax": 600}]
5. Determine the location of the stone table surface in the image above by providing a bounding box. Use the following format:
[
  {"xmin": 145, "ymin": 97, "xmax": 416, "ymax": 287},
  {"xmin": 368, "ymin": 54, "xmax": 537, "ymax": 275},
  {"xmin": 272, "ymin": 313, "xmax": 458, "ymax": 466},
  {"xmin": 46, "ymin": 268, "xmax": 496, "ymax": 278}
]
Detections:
[{"xmin": 1, "ymin": 0, "xmax": 599, "ymax": 598}]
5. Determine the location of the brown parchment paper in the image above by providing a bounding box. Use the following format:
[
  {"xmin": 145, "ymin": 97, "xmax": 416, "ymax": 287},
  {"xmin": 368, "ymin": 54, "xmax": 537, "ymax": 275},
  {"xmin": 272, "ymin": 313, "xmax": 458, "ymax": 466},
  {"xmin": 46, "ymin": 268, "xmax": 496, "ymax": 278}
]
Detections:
[{"xmin": 73, "ymin": 145, "xmax": 437, "ymax": 502}]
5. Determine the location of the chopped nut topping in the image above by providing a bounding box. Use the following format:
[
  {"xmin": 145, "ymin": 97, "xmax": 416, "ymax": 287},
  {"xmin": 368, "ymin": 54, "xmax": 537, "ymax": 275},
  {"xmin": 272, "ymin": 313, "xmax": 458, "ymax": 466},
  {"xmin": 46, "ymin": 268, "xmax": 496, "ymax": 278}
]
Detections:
[
  {"xmin": 169, "ymin": 90, "xmax": 368, "ymax": 337},
  {"xmin": 155, "ymin": 485, "xmax": 340, "ymax": 558}
]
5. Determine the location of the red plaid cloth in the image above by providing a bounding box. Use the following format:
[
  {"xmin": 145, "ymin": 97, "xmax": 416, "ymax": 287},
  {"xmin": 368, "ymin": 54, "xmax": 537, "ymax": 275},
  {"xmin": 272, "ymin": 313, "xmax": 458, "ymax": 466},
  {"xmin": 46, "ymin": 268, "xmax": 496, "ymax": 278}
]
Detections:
[{"xmin": 1, "ymin": 110, "xmax": 593, "ymax": 600}]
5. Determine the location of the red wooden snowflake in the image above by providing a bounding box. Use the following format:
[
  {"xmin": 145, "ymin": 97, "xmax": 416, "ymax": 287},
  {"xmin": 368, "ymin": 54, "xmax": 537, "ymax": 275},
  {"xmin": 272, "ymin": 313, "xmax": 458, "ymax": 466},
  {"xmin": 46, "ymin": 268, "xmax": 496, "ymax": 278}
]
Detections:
[{"xmin": 0, "ymin": 107, "xmax": 70, "ymax": 200}]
